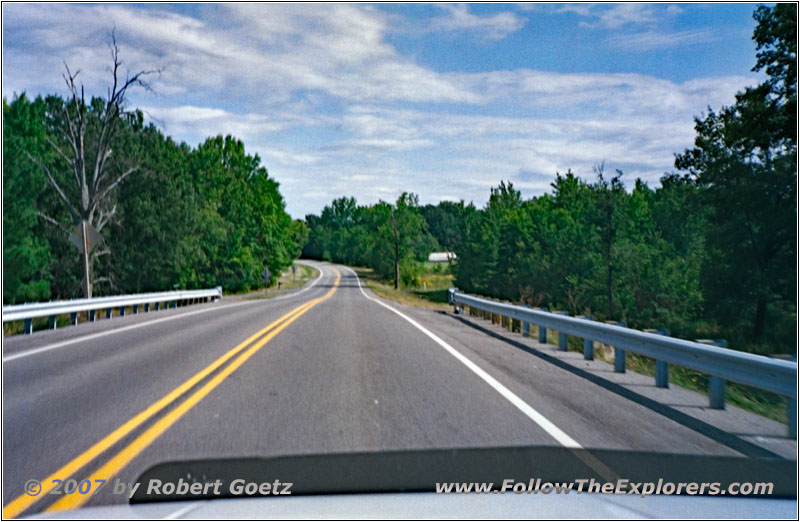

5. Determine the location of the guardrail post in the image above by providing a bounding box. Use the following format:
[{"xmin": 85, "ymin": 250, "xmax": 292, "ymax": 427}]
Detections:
[
  {"xmin": 646, "ymin": 328, "xmax": 670, "ymax": 388},
  {"xmin": 701, "ymin": 339, "xmax": 727, "ymax": 409},
  {"xmin": 538, "ymin": 308, "xmax": 547, "ymax": 343},
  {"xmin": 154, "ymin": 302, "xmax": 160, "ymax": 311},
  {"xmin": 3, "ymin": 288, "xmax": 224, "ymax": 336},
  {"xmin": 605, "ymin": 320, "xmax": 627, "ymax": 372},
  {"xmin": 454, "ymin": 287, "xmax": 466, "ymax": 314},
  {"xmin": 697, "ymin": 339, "xmax": 727, "ymax": 408},
  {"xmin": 521, "ymin": 305, "xmax": 530, "ymax": 337},
  {"xmin": 555, "ymin": 311, "xmax": 569, "ymax": 351},
  {"xmin": 787, "ymin": 397, "xmax": 797, "ymax": 439},
  {"xmin": 579, "ymin": 315, "xmax": 593, "ymax": 360},
  {"xmin": 709, "ymin": 376, "xmax": 725, "ymax": 409}
]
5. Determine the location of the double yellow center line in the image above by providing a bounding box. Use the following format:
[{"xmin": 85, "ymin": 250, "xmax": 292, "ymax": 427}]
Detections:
[{"xmin": 3, "ymin": 269, "xmax": 340, "ymax": 518}]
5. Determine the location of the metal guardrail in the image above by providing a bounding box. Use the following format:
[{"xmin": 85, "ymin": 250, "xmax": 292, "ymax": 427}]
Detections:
[
  {"xmin": 3, "ymin": 287, "xmax": 222, "ymax": 334},
  {"xmin": 449, "ymin": 288, "xmax": 797, "ymax": 436}
]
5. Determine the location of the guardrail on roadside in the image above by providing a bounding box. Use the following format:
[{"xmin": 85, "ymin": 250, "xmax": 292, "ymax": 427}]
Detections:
[
  {"xmin": 3, "ymin": 287, "xmax": 223, "ymax": 335},
  {"xmin": 448, "ymin": 288, "xmax": 798, "ymax": 438}
]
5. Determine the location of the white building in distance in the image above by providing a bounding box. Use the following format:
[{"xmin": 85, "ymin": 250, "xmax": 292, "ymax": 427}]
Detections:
[{"xmin": 427, "ymin": 252, "xmax": 457, "ymax": 262}]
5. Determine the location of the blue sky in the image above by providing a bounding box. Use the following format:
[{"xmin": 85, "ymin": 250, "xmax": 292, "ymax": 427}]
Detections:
[{"xmin": 2, "ymin": 3, "xmax": 765, "ymax": 218}]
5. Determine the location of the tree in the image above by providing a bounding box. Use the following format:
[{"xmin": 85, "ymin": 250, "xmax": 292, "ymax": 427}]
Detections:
[
  {"xmin": 675, "ymin": 4, "xmax": 796, "ymax": 339},
  {"xmin": 3, "ymin": 95, "xmax": 54, "ymax": 303},
  {"xmin": 186, "ymin": 135, "xmax": 294, "ymax": 292},
  {"xmin": 590, "ymin": 164, "xmax": 626, "ymax": 319},
  {"xmin": 107, "ymin": 128, "xmax": 200, "ymax": 293},
  {"xmin": 290, "ymin": 220, "xmax": 310, "ymax": 259},
  {"xmin": 385, "ymin": 193, "xmax": 424, "ymax": 289},
  {"xmin": 30, "ymin": 32, "xmax": 161, "ymax": 297}
]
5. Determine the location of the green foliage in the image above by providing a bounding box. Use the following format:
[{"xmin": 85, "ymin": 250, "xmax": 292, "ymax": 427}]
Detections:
[
  {"xmin": 450, "ymin": 174, "xmax": 708, "ymax": 337},
  {"xmin": 675, "ymin": 4, "xmax": 796, "ymax": 345},
  {"xmin": 302, "ymin": 193, "xmax": 434, "ymax": 288},
  {"xmin": 3, "ymin": 95, "xmax": 53, "ymax": 303},
  {"xmin": 3, "ymin": 94, "xmax": 298, "ymax": 301},
  {"xmin": 297, "ymin": 7, "xmax": 795, "ymax": 355}
]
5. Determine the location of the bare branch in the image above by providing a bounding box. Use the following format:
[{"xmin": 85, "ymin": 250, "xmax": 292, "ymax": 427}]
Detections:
[
  {"xmin": 59, "ymin": 97, "xmax": 80, "ymax": 160},
  {"xmin": 36, "ymin": 211, "xmax": 71, "ymax": 233},
  {"xmin": 95, "ymin": 203, "xmax": 117, "ymax": 231},
  {"xmin": 94, "ymin": 166, "xmax": 137, "ymax": 206},
  {"xmin": 45, "ymin": 136, "xmax": 81, "ymax": 187},
  {"xmin": 24, "ymin": 150, "xmax": 81, "ymax": 222}
]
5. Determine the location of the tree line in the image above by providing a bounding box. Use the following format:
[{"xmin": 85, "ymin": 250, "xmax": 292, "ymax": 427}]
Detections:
[
  {"xmin": 302, "ymin": 4, "xmax": 796, "ymax": 354},
  {"xmin": 302, "ymin": 193, "xmax": 437, "ymax": 289},
  {"xmin": 4, "ymin": 43, "xmax": 301, "ymax": 302}
]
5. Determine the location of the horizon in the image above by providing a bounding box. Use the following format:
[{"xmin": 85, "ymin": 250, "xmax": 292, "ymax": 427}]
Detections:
[{"xmin": 2, "ymin": 2, "xmax": 765, "ymax": 218}]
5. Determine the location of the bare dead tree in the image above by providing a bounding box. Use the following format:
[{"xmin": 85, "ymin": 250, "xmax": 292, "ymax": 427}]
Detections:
[{"xmin": 28, "ymin": 29, "xmax": 161, "ymax": 298}]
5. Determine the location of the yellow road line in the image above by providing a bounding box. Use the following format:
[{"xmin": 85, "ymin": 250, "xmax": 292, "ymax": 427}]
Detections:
[
  {"xmin": 2, "ymin": 277, "xmax": 331, "ymax": 519},
  {"xmin": 46, "ymin": 270, "xmax": 340, "ymax": 513}
]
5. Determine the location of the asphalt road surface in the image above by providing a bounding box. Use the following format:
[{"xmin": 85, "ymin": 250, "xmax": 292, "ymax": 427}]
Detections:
[{"xmin": 2, "ymin": 262, "xmax": 795, "ymax": 517}]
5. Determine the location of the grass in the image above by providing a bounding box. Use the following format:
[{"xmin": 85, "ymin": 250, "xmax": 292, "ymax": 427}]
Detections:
[
  {"xmin": 462, "ymin": 308, "xmax": 788, "ymax": 423},
  {"xmin": 341, "ymin": 260, "xmax": 788, "ymax": 424},
  {"xmin": 351, "ymin": 265, "xmax": 454, "ymax": 311},
  {"xmin": 242, "ymin": 263, "xmax": 320, "ymax": 300}
]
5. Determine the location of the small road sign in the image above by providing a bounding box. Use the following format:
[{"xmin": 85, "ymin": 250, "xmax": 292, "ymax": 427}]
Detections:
[{"xmin": 68, "ymin": 222, "xmax": 103, "ymax": 254}]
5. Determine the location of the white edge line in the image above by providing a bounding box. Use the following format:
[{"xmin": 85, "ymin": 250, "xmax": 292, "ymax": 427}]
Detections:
[
  {"xmin": 341, "ymin": 265, "xmax": 582, "ymax": 450},
  {"xmin": 270, "ymin": 262, "xmax": 324, "ymax": 300},
  {"xmin": 2, "ymin": 266, "xmax": 325, "ymax": 363}
]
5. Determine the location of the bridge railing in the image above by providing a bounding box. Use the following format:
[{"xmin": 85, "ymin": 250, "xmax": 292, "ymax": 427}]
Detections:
[
  {"xmin": 448, "ymin": 288, "xmax": 797, "ymax": 437},
  {"xmin": 3, "ymin": 287, "xmax": 222, "ymax": 334}
]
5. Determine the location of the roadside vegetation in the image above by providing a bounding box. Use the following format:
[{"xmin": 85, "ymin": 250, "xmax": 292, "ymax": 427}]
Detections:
[
  {"xmin": 352, "ymin": 263, "xmax": 454, "ymax": 311},
  {"xmin": 4, "ymin": 39, "xmax": 302, "ymax": 305},
  {"xmin": 303, "ymin": 5, "xmax": 796, "ymax": 359},
  {"xmin": 234, "ymin": 263, "xmax": 320, "ymax": 300}
]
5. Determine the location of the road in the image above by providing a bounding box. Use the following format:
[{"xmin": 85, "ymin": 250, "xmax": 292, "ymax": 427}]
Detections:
[{"xmin": 2, "ymin": 262, "xmax": 795, "ymax": 517}]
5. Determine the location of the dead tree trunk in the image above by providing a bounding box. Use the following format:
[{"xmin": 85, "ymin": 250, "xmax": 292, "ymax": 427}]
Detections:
[{"xmin": 29, "ymin": 30, "xmax": 160, "ymax": 297}]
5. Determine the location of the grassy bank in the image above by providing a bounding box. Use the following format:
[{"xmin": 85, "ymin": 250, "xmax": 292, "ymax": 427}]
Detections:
[
  {"xmin": 349, "ymin": 259, "xmax": 787, "ymax": 424},
  {"xmin": 466, "ymin": 308, "xmax": 787, "ymax": 423},
  {"xmin": 351, "ymin": 262, "xmax": 454, "ymax": 311},
  {"xmin": 239, "ymin": 263, "xmax": 320, "ymax": 300}
]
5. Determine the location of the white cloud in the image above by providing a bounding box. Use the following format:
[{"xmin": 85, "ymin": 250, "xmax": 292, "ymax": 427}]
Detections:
[
  {"xmin": 2, "ymin": 3, "xmax": 482, "ymax": 106},
  {"xmin": 605, "ymin": 29, "xmax": 721, "ymax": 51},
  {"xmin": 430, "ymin": 4, "xmax": 526, "ymax": 40},
  {"xmin": 1, "ymin": 3, "xmax": 758, "ymax": 218},
  {"xmin": 553, "ymin": 3, "xmax": 708, "ymax": 53},
  {"xmin": 576, "ymin": 4, "xmax": 658, "ymax": 29}
]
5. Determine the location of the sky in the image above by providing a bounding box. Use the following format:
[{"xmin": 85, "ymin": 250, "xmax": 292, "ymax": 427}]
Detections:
[{"xmin": 2, "ymin": 2, "xmax": 766, "ymax": 218}]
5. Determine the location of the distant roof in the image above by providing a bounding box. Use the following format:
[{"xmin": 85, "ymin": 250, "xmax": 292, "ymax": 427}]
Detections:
[{"xmin": 428, "ymin": 252, "xmax": 457, "ymax": 262}]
